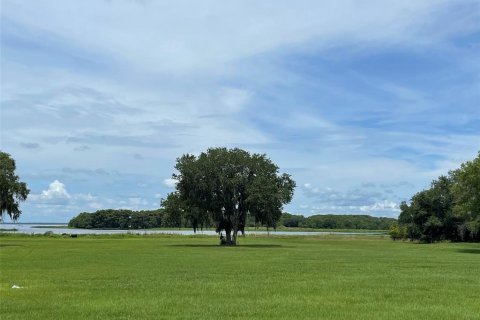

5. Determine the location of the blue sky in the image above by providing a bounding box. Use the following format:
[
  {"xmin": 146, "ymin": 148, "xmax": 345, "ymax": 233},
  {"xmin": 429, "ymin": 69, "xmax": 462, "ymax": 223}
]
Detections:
[{"xmin": 1, "ymin": 0, "xmax": 479, "ymax": 222}]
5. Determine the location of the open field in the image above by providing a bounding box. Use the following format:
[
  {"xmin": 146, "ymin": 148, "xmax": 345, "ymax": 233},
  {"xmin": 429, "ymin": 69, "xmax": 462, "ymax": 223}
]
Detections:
[{"xmin": 1, "ymin": 234, "xmax": 479, "ymax": 319}]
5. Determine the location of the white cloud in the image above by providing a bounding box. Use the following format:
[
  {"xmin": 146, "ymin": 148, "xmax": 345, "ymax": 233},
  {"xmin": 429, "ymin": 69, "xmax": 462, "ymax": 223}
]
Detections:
[
  {"xmin": 163, "ymin": 178, "xmax": 178, "ymax": 188},
  {"xmin": 89, "ymin": 202, "xmax": 103, "ymax": 210},
  {"xmin": 28, "ymin": 180, "xmax": 102, "ymax": 210},
  {"xmin": 32, "ymin": 181, "xmax": 99, "ymax": 203},
  {"xmin": 27, "ymin": 180, "xmax": 73, "ymax": 207},
  {"xmin": 39, "ymin": 180, "xmax": 71, "ymax": 200},
  {"xmin": 301, "ymin": 182, "xmax": 401, "ymax": 216},
  {"xmin": 128, "ymin": 197, "xmax": 148, "ymax": 206},
  {"xmin": 360, "ymin": 200, "xmax": 399, "ymax": 212},
  {"xmin": 75, "ymin": 193, "xmax": 97, "ymax": 202}
]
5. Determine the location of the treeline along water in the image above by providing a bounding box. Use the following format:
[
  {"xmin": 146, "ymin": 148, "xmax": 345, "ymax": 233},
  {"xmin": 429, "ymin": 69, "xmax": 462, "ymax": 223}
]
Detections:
[
  {"xmin": 68, "ymin": 210, "xmax": 163, "ymax": 229},
  {"xmin": 68, "ymin": 209, "xmax": 395, "ymax": 230},
  {"xmin": 279, "ymin": 213, "xmax": 395, "ymax": 230}
]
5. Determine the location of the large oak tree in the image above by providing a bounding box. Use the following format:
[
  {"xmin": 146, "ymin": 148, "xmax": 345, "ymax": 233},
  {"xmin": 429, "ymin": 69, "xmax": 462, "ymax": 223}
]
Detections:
[{"xmin": 165, "ymin": 148, "xmax": 295, "ymax": 245}]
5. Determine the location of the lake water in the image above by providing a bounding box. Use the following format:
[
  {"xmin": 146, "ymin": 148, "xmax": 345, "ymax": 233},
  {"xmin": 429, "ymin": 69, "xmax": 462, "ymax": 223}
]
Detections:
[{"xmin": 1, "ymin": 224, "xmax": 385, "ymax": 236}]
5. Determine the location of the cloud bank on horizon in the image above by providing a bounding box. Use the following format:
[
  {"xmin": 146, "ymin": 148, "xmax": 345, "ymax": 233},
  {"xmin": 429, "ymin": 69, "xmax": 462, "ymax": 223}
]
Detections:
[{"xmin": 1, "ymin": 0, "xmax": 479, "ymax": 222}]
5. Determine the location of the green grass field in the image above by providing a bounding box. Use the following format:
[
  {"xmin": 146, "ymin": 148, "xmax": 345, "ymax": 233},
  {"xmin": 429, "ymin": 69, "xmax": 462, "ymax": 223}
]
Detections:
[{"xmin": 1, "ymin": 234, "xmax": 479, "ymax": 319}]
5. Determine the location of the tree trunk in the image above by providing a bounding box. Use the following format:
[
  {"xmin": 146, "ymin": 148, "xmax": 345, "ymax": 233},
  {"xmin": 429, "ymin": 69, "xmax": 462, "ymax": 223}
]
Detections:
[
  {"xmin": 232, "ymin": 228, "xmax": 238, "ymax": 245},
  {"xmin": 220, "ymin": 228, "xmax": 236, "ymax": 246},
  {"xmin": 225, "ymin": 231, "xmax": 232, "ymax": 244}
]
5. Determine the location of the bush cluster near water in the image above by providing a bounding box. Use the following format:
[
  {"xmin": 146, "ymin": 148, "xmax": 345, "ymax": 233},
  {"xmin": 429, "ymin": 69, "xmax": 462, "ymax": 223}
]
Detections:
[{"xmin": 68, "ymin": 209, "xmax": 163, "ymax": 229}]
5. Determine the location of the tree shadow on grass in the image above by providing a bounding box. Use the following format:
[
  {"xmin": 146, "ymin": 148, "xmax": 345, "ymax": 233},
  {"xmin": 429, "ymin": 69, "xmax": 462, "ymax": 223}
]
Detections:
[
  {"xmin": 0, "ymin": 244, "xmax": 23, "ymax": 248},
  {"xmin": 169, "ymin": 244, "xmax": 289, "ymax": 248},
  {"xmin": 455, "ymin": 248, "xmax": 480, "ymax": 254}
]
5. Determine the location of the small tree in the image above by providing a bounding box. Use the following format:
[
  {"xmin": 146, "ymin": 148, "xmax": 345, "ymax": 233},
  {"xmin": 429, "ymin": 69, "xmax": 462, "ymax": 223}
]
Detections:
[
  {"xmin": 389, "ymin": 223, "xmax": 405, "ymax": 241},
  {"xmin": 0, "ymin": 151, "xmax": 30, "ymax": 222}
]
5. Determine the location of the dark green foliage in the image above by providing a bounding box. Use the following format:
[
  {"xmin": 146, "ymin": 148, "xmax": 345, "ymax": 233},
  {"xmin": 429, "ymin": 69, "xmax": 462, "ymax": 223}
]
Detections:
[
  {"xmin": 161, "ymin": 193, "xmax": 187, "ymax": 228},
  {"xmin": 0, "ymin": 151, "xmax": 30, "ymax": 222},
  {"xmin": 170, "ymin": 147, "xmax": 296, "ymax": 245},
  {"xmin": 398, "ymin": 176, "xmax": 457, "ymax": 242},
  {"xmin": 279, "ymin": 213, "xmax": 306, "ymax": 227},
  {"xmin": 161, "ymin": 192, "xmax": 211, "ymax": 232},
  {"xmin": 282, "ymin": 213, "xmax": 396, "ymax": 230},
  {"xmin": 399, "ymin": 152, "xmax": 480, "ymax": 242},
  {"xmin": 68, "ymin": 209, "xmax": 164, "ymax": 229},
  {"xmin": 68, "ymin": 210, "xmax": 395, "ymax": 231},
  {"xmin": 69, "ymin": 212, "xmax": 94, "ymax": 228},
  {"xmin": 451, "ymin": 152, "xmax": 480, "ymax": 240}
]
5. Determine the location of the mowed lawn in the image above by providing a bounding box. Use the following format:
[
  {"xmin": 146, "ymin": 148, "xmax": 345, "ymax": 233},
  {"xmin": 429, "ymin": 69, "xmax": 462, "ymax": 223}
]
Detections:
[{"xmin": 0, "ymin": 234, "xmax": 479, "ymax": 320}]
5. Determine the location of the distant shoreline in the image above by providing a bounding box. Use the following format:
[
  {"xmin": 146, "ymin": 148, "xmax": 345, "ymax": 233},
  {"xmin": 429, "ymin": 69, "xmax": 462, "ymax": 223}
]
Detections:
[
  {"xmin": 1, "ymin": 223, "xmax": 387, "ymax": 233},
  {"xmin": 1, "ymin": 223, "xmax": 387, "ymax": 236}
]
